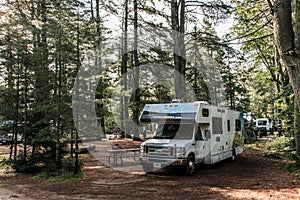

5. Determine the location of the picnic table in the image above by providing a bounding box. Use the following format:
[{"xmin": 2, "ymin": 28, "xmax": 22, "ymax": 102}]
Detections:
[{"xmin": 107, "ymin": 148, "xmax": 140, "ymax": 166}]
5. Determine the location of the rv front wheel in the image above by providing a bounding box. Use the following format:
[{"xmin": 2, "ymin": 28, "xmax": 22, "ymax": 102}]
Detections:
[
  {"xmin": 142, "ymin": 164, "xmax": 153, "ymax": 173},
  {"xmin": 185, "ymin": 155, "xmax": 195, "ymax": 175}
]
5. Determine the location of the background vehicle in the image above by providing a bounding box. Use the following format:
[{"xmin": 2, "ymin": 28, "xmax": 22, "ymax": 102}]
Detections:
[
  {"xmin": 0, "ymin": 133, "xmax": 22, "ymax": 145},
  {"xmin": 254, "ymin": 118, "xmax": 273, "ymax": 136}
]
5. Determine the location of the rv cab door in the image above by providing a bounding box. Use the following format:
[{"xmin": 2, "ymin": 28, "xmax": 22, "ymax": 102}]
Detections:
[{"xmin": 194, "ymin": 125, "xmax": 205, "ymax": 162}]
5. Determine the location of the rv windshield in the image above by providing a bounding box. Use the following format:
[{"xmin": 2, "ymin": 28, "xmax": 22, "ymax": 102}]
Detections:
[
  {"xmin": 153, "ymin": 123, "xmax": 194, "ymax": 139},
  {"xmin": 258, "ymin": 120, "xmax": 267, "ymax": 125}
]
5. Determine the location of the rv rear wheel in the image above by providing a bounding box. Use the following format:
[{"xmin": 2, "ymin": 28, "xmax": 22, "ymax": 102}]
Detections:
[
  {"xmin": 230, "ymin": 149, "xmax": 236, "ymax": 162},
  {"xmin": 185, "ymin": 155, "xmax": 195, "ymax": 175},
  {"xmin": 231, "ymin": 155, "xmax": 236, "ymax": 162}
]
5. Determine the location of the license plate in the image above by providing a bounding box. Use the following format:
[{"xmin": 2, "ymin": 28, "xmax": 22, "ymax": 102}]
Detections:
[{"xmin": 153, "ymin": 163, "xmax": 161, "ymax": 168}]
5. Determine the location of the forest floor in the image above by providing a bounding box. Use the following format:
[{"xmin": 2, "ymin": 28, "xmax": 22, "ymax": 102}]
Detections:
[{"xmin": 0, "ymin": 139, "xmax": 300, "ymax": 200}]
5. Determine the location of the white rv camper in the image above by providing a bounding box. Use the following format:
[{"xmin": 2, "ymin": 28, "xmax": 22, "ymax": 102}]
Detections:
[{"xmin": 139, "ymin": 101, "xmax": 244, "ymax": 175}]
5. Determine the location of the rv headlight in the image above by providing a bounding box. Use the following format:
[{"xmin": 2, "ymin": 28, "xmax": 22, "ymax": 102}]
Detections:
[
  {"xmin": 176, "ymin": 147, "xmax": 186, "ymax": 158},
  {"xmin": 168, "ymin": 146, "xmax": 176, "ymax": 157},
  {"xmin": 140, "ymin": 145, "xmax": 144, "ymax": 154}
]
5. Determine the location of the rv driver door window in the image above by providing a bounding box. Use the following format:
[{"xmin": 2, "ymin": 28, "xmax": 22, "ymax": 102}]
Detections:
[{"xmin": 195, "ymin": 126, "xmax": 204, "ymax": 140}]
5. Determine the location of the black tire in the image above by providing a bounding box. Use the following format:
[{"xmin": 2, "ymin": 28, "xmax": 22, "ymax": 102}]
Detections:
[
  {"xmin": 142, "ymin": 163, "xmax": 153, "ymax": 173},
  {"xmin": 230, "ymin": 155, "xmax": 236, "ymax": 162},
  {"xmin": 185, "ymin": 155, "xmax": 196, "ymax": 175},
  {"xmin": 230, "ymin": 149, "xmax": 236, "ymax": 162}
]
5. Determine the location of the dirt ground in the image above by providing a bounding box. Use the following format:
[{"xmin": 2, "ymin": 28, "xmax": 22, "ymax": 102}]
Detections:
[{"xmin": 0, "ymin": 140, "xmax": 300, "ymax": 200}]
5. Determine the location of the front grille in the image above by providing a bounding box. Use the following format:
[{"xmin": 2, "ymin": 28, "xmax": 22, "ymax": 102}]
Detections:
[{"xmin": 144, "ymin": 145, "xmax": 172, "ymax": 157}]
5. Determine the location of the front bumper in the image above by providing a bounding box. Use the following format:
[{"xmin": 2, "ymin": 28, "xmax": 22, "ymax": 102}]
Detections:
[{"xmin": 140, "ymin": 156, "xmax": 187, "ymax": 168}]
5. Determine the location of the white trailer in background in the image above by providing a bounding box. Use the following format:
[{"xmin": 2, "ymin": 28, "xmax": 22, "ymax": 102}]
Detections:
[{"xmin": 139, "ymin": 101, "xmax": 244, "ymax": 175}]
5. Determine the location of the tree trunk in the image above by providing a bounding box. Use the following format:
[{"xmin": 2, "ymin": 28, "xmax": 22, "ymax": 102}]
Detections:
[
  {"xmin": 13, "ymin": 62, "xmax": 20, "ymax": 161},
  {"xmin": 95, "ymin": 0, "xmax": 105, "ymax": 135},
  {"xmin": 90, "ymin": 0, "xmax": 94, "ymax": 19},
  {"xmin": 70, "ymin": 128, "xmax": 74, "ymax": 158},
  {"xmin": 74, "ymin": 5, "xmax": 81, "ymax": 175},
  {"xmin": 121, "ymin": 0, "xmax": 129, "ymax": 130},
  {"xmin": 55, "ymin": 5, "xmax": 63, "ymax": 165},
  {"xmin": 133, "ymin": 0, "xmax": 140, "ymax": 138},
  {"xmin": 171, "ymin": 0, "xmax": 186, "ymax": 100},
  {"xmin": 295, "ymin": 0, "xmax": 300, "ymax": 157},
  {"xmin": 266, "ymin": 0, "xmax": 300, "ymax": 155},
  {"xmin": 23, "ymin": 64, "xmax": 28, "ymax": 162}
]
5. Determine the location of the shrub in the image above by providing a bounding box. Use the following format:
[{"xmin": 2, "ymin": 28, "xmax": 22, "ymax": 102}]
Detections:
[
  {"xmin": 263, "ymin": 136, "xmax": 300, "ymax": 173},
  {"xmin": 263, "ymin": 136, "xmax": 295, "ymax": 159},
  {"xmin": 34, "ymin": 171, "xmax": 84, "ymax": 182},
  {"xmin": 266, "ymin": 136, "xmax": 294, "ymax": 152},
  {"xmin": 61, "ymin": 157, "xmax": 84, "ymax": 174},
  {"xmin": 11, "ymin": 153, "xmax": 84, "ymax": 174},
  {"xmin": 12, "ymin": 154, "xmax": 39, "ymax": 173}
]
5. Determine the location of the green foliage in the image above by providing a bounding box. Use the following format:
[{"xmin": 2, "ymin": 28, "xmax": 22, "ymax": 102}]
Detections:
[
  {"xmin": 61, "ymin": 157, "xmax": 84, "ymax": 174},
  {"xmin": 263, "ymin": 136, "xmax": 295, "ymax": 159},
  {"xmin": 30, "ymin": 157, "xmax": 84, "ymax": 181},
  {"xmin": 0, "ymin": 160, "xmax": 14, "ymax": 175},
  {"xmin": 34, "ymin": 171, "xmax": 84, "ymax": 182},
  {"xmin": 12, "ymin": 152, "xmax": 60, "ymax": 173},
  {"xmin": 266, "ymin": 136, "xmax": 294, "ymax": 151},
  {"xmin": 279, "ymin": 161, "xmax": 300, "ymax": 173},
  {"xmin": 12, "ymin": 153, "xmax": 84, "ymax": 174},
  {"xmin": 245, "ymin": 142, "xmax": 262, "ymax": 151},
  {"xmin": 263, "ymin": 137, "xmax": 300, "ymax": 173},
  {"xmin": 12, "ymin": 154, "xmax": 39, "ymax": 173}
]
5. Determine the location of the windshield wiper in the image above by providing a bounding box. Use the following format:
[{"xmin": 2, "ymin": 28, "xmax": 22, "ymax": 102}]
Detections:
[{"xmin": 153, "ymin": 136, "xmax": 173, "ymax": 139}]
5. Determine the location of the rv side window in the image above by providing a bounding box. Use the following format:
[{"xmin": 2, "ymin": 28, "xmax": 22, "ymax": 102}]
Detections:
[
  {"xmin": 202, "ymin": 108, "xmax": 209, "ymax": 117},
  {"xmin": 227, "ymin": 120, "xmax": 230, "ymax": 132},
  {"xmin": 212, "ymin": 117, "xmax": 222, "ymax": 134},
  {"xmin": 235, "ymin": 119, "xmax": 241, "ymax": 131}
]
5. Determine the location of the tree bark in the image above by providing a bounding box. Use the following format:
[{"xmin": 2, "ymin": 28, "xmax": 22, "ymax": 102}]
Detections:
[
  {"xmin": 266, "ymin": 0, "xmax": 300, "ymax": 155},
  {"xmin": 74, "ymin": 6, "xmax": 81, "ymax": 175},
  {"xmin": 121, "ymin": 0, "xmax": 129, "ymax": 130},
  {"xmin": 13, "ymin": 63, "xmax": 20, "ymax": 162},
  {"xmin": 171, "ymin": 0, "xmax": 186, "ymax": 100},
  {"xmin": 133, "ymin": 0, "xmax": 141, "ymax": 137},
  {"xmin": 95, "ymin": 0, "xmax": 105, "ymax": 135},
  {"xmin": 90, "ymin": 0, "xmax": 94, "ymax": 19}
]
